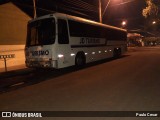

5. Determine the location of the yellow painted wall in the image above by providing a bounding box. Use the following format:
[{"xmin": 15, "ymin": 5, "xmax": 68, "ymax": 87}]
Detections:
[{"xmin": 0, "ymin": 2, "xmax": 31, "ymax": 70}]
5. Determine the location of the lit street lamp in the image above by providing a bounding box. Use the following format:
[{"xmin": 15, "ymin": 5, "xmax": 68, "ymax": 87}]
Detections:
[
  {"xmin": 121, "ymin": 20, "xmax": 127, "ymax": 28},
  {"xmin": 152, "ymin": 21, "xmax": 156, "ymax": 25},
  {"xmin": 122, "ymin": 21, "xmax": 126, "ymax": 26}
]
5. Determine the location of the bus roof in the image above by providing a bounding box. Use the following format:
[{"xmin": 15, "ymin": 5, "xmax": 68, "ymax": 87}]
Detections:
[{"xmin": 29, "ymin": 12, "xmax": 126, "ymax": 32}]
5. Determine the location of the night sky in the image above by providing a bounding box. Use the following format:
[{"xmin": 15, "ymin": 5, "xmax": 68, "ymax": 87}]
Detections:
[
  {"xmin": 103, "ymin": 0, "xmax": 146, "ymax": 29},
  {"xmin": 1, "ymin": 0, "xmax": 149, "ymax": 30}
]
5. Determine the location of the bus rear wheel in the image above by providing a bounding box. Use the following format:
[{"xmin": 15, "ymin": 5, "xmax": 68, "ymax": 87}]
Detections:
[
  {"xmin": 113, "ymin": 48, "xmax": 121, "ymax": 58},
  {"xmin": 75, "ymin": 52, "xmax": 86, "ymax": 67}
]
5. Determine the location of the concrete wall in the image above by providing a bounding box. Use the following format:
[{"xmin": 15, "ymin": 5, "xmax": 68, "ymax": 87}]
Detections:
[{"xmin": 0, "ymin": 2, "xmax": 31, "ymax": 70}]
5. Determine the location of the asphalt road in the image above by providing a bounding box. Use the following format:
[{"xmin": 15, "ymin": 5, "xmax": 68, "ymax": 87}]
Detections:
[{"xmin": 0, "ymin": 46, "xmax": 160, "ymax": 120}]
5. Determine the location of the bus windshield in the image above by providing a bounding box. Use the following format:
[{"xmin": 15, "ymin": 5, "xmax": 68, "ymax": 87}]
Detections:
[{"xmin": 26, "ymin": 18, "xmax": 55, "ymax": 47}]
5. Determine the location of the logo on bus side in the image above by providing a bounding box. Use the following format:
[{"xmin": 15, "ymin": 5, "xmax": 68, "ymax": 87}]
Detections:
[
  {"xmin": 31, "ymin": 50, "xmax": 49, "ymax": 56},
  {"xmin": 80, "ymin": 37, "xmax": 100, "ymax": 44}
]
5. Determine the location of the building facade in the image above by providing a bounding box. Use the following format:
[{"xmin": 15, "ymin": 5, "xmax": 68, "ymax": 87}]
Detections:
[{"xmin": 0, "ymin": 2, "xmax": 31, "ymax": 71}]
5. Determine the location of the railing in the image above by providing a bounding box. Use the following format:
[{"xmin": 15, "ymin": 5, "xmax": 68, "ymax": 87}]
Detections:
[{"xmin": 0, "ymin": 54, "xmax": 15, "ymax": 72}]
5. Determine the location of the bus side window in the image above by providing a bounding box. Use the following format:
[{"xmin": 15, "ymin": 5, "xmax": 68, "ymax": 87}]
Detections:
[{"xmin": 58, "ymin": 19, "xmax": 69, "ymax": 44}]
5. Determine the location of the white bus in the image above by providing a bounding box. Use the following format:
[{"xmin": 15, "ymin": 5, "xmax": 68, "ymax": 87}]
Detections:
[{"xmin": 25, "ymin": 13, "xmax": 127, "ymax": 69}]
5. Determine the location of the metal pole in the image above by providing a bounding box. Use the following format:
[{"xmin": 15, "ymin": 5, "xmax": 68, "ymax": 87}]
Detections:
[
  {"xmin": 4, "ymin": 58, "xmax": 7, "ymax": 72},
  {"xmin": 33, "ymin": 0, "xmax": 37, "ymax": 18},
  {"xmin": 99, "ymin": 0, "xmax": 102, "ymax": 23}
]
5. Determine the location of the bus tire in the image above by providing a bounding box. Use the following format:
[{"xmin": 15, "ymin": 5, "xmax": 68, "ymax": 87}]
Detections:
[
  {"xmin": 75, "ymin": 52, "xmax": 86, "ymax": 67},
  {"xmin": 113, "ymin": 48, "xmax": 121, "ymax": 58}
]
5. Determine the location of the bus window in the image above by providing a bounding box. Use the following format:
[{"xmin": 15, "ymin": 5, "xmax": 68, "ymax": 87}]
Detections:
[
  {"xmin": 26, "ymin": 18, "xmax": 55, "ymax": 47},
  {"xmin": 58, "ymin": 19, "xmax": 69, "ymax": 44}
]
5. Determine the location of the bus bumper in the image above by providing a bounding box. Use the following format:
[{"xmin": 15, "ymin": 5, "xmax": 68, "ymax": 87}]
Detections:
[{"xmin": 25, "ymin": 60, "xmax": 58, "ymax": 69}]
